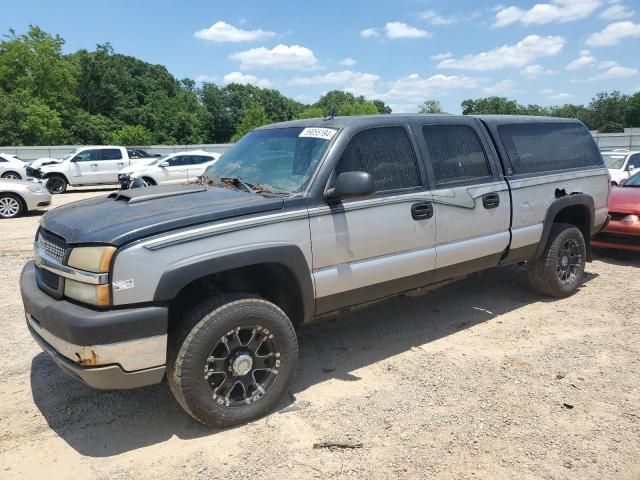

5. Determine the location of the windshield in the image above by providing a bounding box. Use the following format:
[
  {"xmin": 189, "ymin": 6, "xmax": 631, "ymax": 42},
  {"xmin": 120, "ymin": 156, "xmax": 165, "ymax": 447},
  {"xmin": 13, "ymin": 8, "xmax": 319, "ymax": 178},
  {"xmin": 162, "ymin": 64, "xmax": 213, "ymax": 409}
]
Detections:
[
  {"xmin": 624, "ymin": 171, "xmax": 640, "ymax": 187},
  {"xmin": 601, "ymin": 153, "xmax": 627, "ymax": 169},
  {"xmin": 61, "ymin": 149, "xmax": 80, "ymax": 161},
  {"xmin": 202, "ymin": 127, "xmax": 335, "ymax": 194}
]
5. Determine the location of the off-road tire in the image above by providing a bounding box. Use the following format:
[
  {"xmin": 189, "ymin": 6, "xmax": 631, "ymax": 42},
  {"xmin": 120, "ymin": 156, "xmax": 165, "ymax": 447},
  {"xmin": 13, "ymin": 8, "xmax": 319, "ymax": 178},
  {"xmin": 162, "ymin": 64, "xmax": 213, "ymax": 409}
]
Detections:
[
  {"xmin": 527, "ymin": 223, "xmax": 586, "ymax": 298},
  {"xmin": 167, "ymin": 294, "xmax": 298, "ymax": 427},
  {"xmin": 45, "ymin": 174, "xmax": 68, "ymax": 194}
]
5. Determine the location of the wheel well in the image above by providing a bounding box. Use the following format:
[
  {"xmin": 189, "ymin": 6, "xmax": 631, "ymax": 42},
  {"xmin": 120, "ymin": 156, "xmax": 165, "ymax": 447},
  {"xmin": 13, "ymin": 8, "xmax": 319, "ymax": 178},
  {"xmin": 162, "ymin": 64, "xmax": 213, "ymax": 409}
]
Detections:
[
  {"xmin": 167, "ymin": 263, "xmax": 305, "ymax": 332},
  {"xmin": 553, "ymin": 204, "xmax": 590, "ymax": 238},
  {"xmin": 0, "ymin": 191, "xmax": 26, "ymax": 210},
  {"xmin": 1, "ymin": 170, "xmax": 22, "ymax": 179},
  {"xmin": 44, "ymin": 172, "xmax": 69, "ymax": 183},
  {"xmin": 141, "ymin": 176, "xmax": 156, "ymax": 185}
]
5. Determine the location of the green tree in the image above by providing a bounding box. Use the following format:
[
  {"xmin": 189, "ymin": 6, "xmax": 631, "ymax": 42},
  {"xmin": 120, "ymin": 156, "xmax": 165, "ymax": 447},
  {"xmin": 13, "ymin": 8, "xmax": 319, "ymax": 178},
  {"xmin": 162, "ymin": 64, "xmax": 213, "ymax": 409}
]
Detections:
[
  {"xmin": 625, "ymin": 92, "xmax": 640, "ymax": 128},
  {"xmin": 110, "ymin": 125, "xmax": 153, "ymax": 145},
  {"xmin": 231, "ymin": 103, "xmax": 270, "ymax": 142},
  {"xmin": 418, "ymin": 99, "xmax": 444, "ymax": 114},
  {"xmin": 461, "ymin": 97, "xmax": 520, "ymax": 115},
  {"xmin": 19, "ymin": 101, "xmax": 66, "ymax": 144},
  {"xmin": 337, "ymin": 101, "xmax": 379, "ymax": 116},
  {"xmin": 587, "ymin": 91, "xmax": 629, "ymax": 132},
  {"xmin": 296, "ymin": 107, "xmax": 325, "ymax": 119}
]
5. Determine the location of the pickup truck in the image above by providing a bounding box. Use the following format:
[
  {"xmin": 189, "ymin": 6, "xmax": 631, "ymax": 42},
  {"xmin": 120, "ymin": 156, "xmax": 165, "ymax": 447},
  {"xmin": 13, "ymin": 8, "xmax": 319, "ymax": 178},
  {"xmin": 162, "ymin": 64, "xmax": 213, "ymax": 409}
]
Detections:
[
  {"xmin": 30, "ymin": 146, "xmax": 158, "ymax": 193},
  {"xmin": 20, "ymin": 115, "xmax": 609, "ymax": 427}
]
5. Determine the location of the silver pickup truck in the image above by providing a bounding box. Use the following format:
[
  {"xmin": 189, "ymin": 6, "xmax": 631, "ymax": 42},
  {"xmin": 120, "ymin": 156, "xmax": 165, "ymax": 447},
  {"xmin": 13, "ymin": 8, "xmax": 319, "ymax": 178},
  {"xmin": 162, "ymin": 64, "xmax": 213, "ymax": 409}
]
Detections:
[{"xmin": 20, "ymin": 115, "xmax": 609, "ymax": 427}]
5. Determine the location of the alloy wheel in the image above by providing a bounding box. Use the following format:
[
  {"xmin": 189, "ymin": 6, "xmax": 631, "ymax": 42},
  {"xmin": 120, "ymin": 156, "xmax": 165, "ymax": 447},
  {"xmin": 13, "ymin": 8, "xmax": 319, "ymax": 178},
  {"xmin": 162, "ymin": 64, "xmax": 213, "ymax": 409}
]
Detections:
[
  {"xmin": 0, "ymin": 196, "xmax": 21, "ymax": 218},
  {"xmin": 557, "ymin": 238, "xmax": 581, "ymax": 285},
  {"xmin": 204, "ymin": 325, "xmax": 281, "ymax": 408}
]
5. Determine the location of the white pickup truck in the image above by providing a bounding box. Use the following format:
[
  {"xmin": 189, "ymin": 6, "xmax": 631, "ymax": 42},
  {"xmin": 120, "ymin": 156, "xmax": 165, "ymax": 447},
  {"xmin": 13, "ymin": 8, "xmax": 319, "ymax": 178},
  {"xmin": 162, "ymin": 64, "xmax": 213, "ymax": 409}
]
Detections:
[{"xmin": 32, "ymin": 146, "xmax": 158, "ymax": 193}]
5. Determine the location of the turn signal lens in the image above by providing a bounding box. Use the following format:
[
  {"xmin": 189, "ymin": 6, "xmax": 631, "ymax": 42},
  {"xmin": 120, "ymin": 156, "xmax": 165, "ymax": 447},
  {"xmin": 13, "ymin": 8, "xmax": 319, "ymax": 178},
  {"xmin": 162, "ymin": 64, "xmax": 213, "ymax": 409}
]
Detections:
[
  {"xmin": 64, "ymin": 280, "xmax": 110, "ymax": 306},
  {"xmin": 67, "ymin": 246, "xmax": 116, "ymax": 273}
]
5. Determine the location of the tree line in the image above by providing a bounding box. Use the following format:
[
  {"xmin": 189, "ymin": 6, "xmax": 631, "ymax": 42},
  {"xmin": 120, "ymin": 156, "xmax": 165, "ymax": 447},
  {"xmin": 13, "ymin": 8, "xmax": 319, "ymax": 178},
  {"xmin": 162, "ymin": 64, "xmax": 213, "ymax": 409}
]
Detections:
[{"xmin": 1, "ymin": 26, "xmax": 638, "ymax": 146}]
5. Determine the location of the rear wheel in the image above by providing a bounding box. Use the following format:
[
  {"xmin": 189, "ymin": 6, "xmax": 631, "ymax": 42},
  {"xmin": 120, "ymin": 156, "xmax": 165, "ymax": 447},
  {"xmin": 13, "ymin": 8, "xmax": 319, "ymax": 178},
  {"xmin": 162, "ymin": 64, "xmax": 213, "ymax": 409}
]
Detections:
[
  {"xmin": 1, "ymin": 171, "xmax": 22, "ymax": 180},
  {"xmin": 45, "ymin": 175, "xmax": 67, "ymax": 194},
  {"xmin": 167, "ymin": 294, "xmax": 298, "ymax": 427},
  {"xmin": 0, "ymin": 193, "xmax": 25, "ymax": 218},
  {"xmin": 528, "ymin": 223, "xmax": 586, "ymax": 298}
]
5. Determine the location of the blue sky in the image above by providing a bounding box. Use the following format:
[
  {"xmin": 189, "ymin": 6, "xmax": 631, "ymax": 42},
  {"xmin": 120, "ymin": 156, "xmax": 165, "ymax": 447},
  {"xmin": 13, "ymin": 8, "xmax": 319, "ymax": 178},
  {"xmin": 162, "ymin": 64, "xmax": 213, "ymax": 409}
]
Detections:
[{"xmin": 2, "ymin": 0, "xmax": 639, "ymax": 113}]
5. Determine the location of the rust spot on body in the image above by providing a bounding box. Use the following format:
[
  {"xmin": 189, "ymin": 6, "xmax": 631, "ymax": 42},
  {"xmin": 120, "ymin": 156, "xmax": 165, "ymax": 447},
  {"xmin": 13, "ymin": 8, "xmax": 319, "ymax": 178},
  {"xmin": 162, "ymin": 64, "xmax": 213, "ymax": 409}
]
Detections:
[{"xmin": 75, "ymin": 349, "xmax": 98, "ymax": 365}]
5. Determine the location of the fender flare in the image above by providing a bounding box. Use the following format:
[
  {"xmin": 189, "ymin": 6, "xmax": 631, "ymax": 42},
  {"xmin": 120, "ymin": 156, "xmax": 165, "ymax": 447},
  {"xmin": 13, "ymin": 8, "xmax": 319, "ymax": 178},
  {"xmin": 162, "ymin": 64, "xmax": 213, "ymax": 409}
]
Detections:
[
  {"xmin": 153, "ymin": 244, "xmax": 315, "ymax": 325},
  {"xmin": 535, "ymin": 193, "xmax": 595, "ymax": 261}
]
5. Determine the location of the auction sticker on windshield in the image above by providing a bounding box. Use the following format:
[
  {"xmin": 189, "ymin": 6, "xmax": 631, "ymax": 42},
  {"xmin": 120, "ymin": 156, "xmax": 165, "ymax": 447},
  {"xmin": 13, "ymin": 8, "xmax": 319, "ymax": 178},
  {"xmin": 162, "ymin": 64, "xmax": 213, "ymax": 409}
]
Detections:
[{"xmin": 299, "ymin": 127, "xmax": 337, "ymax": 140}]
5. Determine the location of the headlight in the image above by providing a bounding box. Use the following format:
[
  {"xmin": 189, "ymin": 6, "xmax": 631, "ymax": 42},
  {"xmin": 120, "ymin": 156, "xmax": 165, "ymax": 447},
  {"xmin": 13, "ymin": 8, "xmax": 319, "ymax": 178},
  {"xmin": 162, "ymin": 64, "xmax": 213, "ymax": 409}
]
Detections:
[
  {"xmin": 64, "ymin": 279, "xmax": 110, "ymax": 306},
  {"xmin": 67, "ymin": 246, "xmax": 116, "ymax": 273}
]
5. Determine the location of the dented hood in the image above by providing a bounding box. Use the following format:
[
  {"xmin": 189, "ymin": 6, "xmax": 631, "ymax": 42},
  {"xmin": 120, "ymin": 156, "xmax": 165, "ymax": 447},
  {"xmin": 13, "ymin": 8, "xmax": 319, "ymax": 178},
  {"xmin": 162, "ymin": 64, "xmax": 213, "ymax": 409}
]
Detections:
[{"xmin": 41, "ymin": 184, "xmax": 284, "ymax": 246}]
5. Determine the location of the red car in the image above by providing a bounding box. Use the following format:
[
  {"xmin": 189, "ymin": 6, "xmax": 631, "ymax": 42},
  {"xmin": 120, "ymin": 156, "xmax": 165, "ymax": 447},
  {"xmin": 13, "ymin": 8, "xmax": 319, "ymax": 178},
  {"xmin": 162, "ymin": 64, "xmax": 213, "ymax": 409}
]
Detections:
[{"xmin": 592, "ymin": 171, "xmax": 640, "ymax": 252}]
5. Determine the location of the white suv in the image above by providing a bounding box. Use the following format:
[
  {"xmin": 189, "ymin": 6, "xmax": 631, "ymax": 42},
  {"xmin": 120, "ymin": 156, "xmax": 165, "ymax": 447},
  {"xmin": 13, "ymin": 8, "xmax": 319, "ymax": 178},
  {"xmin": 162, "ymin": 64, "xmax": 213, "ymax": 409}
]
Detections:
[
  {"xmin": 119, "ymin": 150, "xmax": 220, "ymax": 186},
  {"xmin": 600, "ymin": 149, "xmax": 640, "ymax": 185}
]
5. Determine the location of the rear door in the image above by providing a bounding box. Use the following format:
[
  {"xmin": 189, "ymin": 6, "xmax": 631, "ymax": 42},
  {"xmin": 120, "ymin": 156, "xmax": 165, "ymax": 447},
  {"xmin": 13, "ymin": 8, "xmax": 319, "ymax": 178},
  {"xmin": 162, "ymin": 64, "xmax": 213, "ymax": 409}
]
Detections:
[
  {"xmin": 186, "ymin": 155, "xmax": 216, "ymax": 182},
  {"xmin": 415, "ymin": 118, "xmax": 510, "ymax": 280},
  {"xmin": 310, "ymin": 125, "xmax": 438, "ymax": 314},
  {"xmin": 96, "ymin": 148, "xmax": 126, "ymax": 183}
]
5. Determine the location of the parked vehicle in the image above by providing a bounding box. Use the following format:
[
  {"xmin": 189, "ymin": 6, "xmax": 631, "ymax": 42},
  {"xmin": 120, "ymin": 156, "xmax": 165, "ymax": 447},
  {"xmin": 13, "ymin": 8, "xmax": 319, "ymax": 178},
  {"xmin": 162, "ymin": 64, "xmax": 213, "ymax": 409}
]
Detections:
[
  {"xmin": 21, "ymin": 115, "xmax": 609, "ymax": 427},
  {"xmin": 592, "ymin": 170, "xmax": 640, "ymax": 251},
  {"xmin": 0, "ymin": 179, "xmax": 51, "ymax": 218},
  {"xmin": 31, "ymin": 146, "xmax": 159, "ymax": 194},
  {"xmin": 0, "ymin": 153, "xmax": 28, "ymax": 180},
  {"xmin": 118, "ymin": 150, "xmax": 220, "ymax": 187},
  {"xmin": 600, "ymin": 149, "xmax": 640, "ymax": 185}
]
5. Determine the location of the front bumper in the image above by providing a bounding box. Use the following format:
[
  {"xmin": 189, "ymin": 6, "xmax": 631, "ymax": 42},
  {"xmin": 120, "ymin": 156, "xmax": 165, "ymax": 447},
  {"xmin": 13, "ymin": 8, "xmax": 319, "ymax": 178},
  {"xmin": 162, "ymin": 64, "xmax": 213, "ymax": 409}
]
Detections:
[
  {"xmin": 24, "ymin": 190, "xmax": 52, "ymax": 211},
  {"xmin": 592, "ymin": 217, "xmax": 640, "ymax": 252},
  {"xmin": 21, "ymin": 261, "xmax": 168, "ymax": 389}
]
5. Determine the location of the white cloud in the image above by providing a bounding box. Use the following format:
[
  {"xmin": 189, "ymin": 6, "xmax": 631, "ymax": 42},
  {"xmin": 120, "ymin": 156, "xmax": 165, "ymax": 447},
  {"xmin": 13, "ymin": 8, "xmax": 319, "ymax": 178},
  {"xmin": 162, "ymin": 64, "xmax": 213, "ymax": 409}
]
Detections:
[
  {"xmin": 483, "ymin": 79, "xmax": 518, "ymax": 94},
  {"xmin": 418, "ymin": 10, "xmax": 456, "ymax": 25},
  {"xmin": 379, "ymin": 73, "xmax": 481, "ymax": 105},
  {"xmin": 229, "ymin": 44, "xmax": 318, "ymax": 70},
  {"xmin": 599, "ymin": 4, "xmax": 634, "ymax": 19},
  {"xmin": 223, "ymin": 71, "xmax": 272, "ymax": 88},
  {"xmin": 590, "ymin": 65, "xmax": 638, "ymax": 79},
  {"xmin": 597, "ymin": 60, "xmax": 619, "ymax": 69},
  {"xmin": 339, "ymin": 58, "xmax": 356, "ymax": 67},
  {"xmin": 549, "ymin": 92, "xmax": 574, "ymax": 100},
  {"xmin": 437, "ymin": 35, "xmax": 565, "ymax": 71},
  {"xmin": 520, "ymin": 64, "xmax": 554, "ymax": 78},
  {"xmin": 585, "ymin": 21, "xmax": 640, "ymax": 46},
  {"xmin": 493, "ymin": 0, "xmax": 602, "ymax": 27},
  {"xmin": 385, "ymin": 22, "xmax": 432, "ymax": 39},
  {"xmin": 194, "ymin": 21, "xmax": 276, "ymax": 42},
  {"xmin": 195, "ymin": 74, "xmax": 219, "ymax": 82},
  {"xmin": 360, "ymin": 28, "xmax": 379, "ymax": 38},
  {"xmin": 566, "ymin": 50, "xmax": 597, "ymax": 70},
  {"xmin": 288, "ymin": 71, "xmax": 380, "ymax": 97},
  {"xmin": 540, "ymin": 88, "xmax": 555, "ymax": 94},
  {"xmin": 431, "ymin": 52, "xmax": 453, "ymax": 60}
]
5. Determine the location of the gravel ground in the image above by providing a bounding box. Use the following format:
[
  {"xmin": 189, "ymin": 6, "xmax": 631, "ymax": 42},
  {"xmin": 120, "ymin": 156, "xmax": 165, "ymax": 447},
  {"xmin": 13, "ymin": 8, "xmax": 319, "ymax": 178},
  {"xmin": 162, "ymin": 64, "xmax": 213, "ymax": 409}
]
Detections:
[{"xmin": 0, "ymin": 188, "xmax": 638, "ymax": 480}]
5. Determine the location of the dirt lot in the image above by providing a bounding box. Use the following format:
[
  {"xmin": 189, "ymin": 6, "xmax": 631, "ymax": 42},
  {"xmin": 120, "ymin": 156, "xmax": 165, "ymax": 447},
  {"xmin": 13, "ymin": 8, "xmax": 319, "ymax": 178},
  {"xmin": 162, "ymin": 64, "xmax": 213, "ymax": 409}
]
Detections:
[{"xmin": 0, "ymin": 188, "xmax": 639, "ymax": 480}]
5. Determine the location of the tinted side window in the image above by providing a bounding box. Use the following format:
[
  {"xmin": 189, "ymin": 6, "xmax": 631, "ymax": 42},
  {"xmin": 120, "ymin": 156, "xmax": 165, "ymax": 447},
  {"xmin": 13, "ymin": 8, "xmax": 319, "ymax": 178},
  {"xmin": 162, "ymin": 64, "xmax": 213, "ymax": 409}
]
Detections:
[
  {"xmin": 628, "ymin": 153, "xmax": 640, "ymax": 169},
  {"xmin": 167, "ymin": 156, "xmax": 185, "ymax": 166},
  {"xmin": 101, "ymin": 148, "xmax": 123, "ymax": 160},
  {"xmin": 335, "ymin": 127, "xmax": 420, "ymax": 192},
  {"xmin": 498, "ymin": 123, "xmax": 603, "ymax": 175},
  {"xmin": 422, "ymin": 125, "xmax": 491, "ymax": 186}
]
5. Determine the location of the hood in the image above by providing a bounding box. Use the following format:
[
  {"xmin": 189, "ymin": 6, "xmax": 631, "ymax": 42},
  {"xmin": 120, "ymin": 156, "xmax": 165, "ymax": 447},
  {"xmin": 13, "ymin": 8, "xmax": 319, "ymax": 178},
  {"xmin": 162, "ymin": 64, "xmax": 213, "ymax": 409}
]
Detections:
[
  {"xmin": 609, "ymin": 186, "xmax": 640, "ymax": 213},
  {"xmin": 31, "ymin": 158, "xmax": 63, "ymax": 168},
  {"xmin": 40, "ymin": 184, "xmax": 285, "ymax": 246}
]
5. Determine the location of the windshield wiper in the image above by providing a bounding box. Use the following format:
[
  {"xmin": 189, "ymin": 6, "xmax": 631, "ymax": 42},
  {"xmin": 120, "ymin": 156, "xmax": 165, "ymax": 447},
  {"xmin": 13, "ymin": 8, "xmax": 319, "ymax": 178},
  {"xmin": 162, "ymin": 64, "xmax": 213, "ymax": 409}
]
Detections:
[{"xmin": 219, "ymin": 177, "xmax": 258, "ymax": 194}]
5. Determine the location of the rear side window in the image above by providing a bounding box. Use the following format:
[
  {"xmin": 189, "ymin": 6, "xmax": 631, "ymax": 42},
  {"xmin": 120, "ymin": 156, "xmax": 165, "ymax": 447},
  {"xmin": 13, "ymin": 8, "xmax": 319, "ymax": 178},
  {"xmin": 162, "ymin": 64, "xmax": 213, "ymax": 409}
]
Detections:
[
  {"xmin": 498, "ymin": 123, "xmax": 602, "ymax": 175},
  {"xmin": 101, "ymin": 148, "xmax": 123, "ymax": 160},
  {"xmin": 336, "ymin": 126, "xmax": 421, "ymax": 192},
  {"xmin": 422, "ymin": 125, "xmax": 491, "ymax": 186}
]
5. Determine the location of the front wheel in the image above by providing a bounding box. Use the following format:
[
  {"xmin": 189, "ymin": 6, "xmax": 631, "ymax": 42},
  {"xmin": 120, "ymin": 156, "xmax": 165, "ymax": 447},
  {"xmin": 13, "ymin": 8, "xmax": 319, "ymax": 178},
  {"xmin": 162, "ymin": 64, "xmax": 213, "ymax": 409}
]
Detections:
[
  {"xmin": 0, "ymin": 193, "xmax": 25, "ymax": 218},
  {"xmin": 45, "ymin": 175, "xmax": 68, "ymax": 194},
  {"xmin": 167, "ymin": 294, "xmax": 298, "ymax": 427},
  {"xmin": 527, "ymin": 223, "xmax": 586, "ymax": 298}
]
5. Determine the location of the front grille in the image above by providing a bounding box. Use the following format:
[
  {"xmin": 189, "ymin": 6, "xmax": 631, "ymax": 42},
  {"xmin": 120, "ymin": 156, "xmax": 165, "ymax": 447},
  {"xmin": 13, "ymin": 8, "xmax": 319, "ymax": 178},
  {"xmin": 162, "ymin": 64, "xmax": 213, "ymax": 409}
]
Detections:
[
  {"xmin": 39, "ymin": 267, "xmax": 60, "ymax": 290},
  {"xmin": 38, "ymin": 229, "xmax": 67, "ymax": 263},
  {"xmin": 609, "ymin": 212, "xmax": 628, "ymax": 221}
]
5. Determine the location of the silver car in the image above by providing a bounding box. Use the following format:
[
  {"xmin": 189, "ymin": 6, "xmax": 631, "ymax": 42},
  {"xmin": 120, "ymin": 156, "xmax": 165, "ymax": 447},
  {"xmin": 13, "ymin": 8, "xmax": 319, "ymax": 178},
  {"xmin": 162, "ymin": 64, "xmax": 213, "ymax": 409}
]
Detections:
[{"xmin": 0, "ymin": 179, "xmax": 51, "ymax": 218}]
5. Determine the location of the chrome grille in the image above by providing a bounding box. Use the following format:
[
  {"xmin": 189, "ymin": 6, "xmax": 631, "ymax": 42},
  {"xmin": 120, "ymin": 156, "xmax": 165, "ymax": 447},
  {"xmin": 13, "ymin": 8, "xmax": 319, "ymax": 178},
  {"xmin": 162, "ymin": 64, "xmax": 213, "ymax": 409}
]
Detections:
[{"xmin": 38, "ymin": 230, "xmax": 67, "ymax": 263}]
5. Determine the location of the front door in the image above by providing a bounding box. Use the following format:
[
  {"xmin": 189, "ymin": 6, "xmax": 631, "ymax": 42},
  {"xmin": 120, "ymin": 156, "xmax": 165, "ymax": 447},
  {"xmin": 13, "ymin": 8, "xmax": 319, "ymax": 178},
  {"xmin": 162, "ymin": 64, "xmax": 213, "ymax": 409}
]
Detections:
[
  {"xmin": 309, "ymin": 125, "xmax": 438, "ymax": 315},
  {"xmin": 157, "ymin": 155, "xmax": 189, "ymax": 184},
  {"xmin": 415, "ymin": 118, "xmax": 510, "ymax": 281},
  {"xmin": 69, "ymin": 149, "xmax": 100, "ymax": 184}
]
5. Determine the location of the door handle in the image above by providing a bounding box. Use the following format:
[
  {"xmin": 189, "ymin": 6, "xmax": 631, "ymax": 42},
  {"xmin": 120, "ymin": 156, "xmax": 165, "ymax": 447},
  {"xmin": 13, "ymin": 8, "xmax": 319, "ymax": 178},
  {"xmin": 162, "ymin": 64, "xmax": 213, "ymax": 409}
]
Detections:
[
  {"xmin": 117, "ymin": 162, "xmax": 124, "ymax": 166},
  {"xmin": 411, "ymin": 202, "xmax": 433, "ymax": 220},
  {"xmin": 482, "ymin": 192, "xmax": 500, "ymax": 209},
  {"xmin": 90, "ymin": 163, "xmax": 98, "ymax": 167}
]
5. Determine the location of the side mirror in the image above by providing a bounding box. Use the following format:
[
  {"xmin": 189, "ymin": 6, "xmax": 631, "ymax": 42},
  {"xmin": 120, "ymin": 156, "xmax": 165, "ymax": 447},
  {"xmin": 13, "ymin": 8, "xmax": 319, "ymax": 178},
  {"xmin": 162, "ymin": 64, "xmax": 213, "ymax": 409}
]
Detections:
[
  {"xmin": 159, "ymin": 161, "xmax": 169, "ymax": 167},
  {"xmin": 626, "ymin": 164, "xmax": 636, "ymax": 172},
  {"xmin": 324, "ymin": 171, "xmax": 375, "ymax": 203}
]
